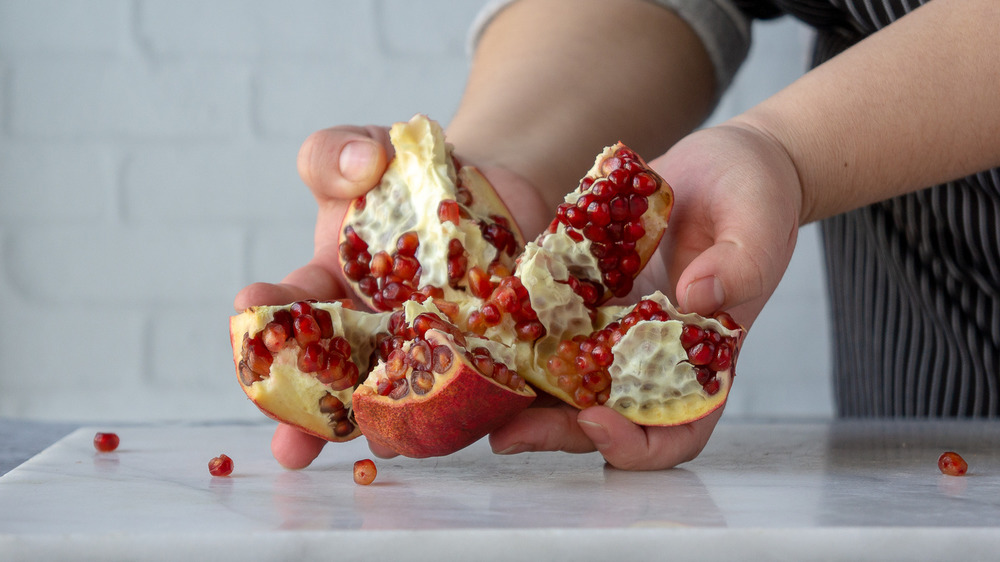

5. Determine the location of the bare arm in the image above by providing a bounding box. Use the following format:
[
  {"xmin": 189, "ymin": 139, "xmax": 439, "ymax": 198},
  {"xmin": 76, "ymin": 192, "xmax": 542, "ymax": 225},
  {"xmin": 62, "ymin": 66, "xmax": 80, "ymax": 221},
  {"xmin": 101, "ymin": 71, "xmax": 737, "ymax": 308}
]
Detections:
[
  {"xmin": 733, "ymin": 0, "xmax": 1000, "ymax": 225},
  {"xmin": 446, "ymin": 0, "xmax": 719, "ymax": 213}
]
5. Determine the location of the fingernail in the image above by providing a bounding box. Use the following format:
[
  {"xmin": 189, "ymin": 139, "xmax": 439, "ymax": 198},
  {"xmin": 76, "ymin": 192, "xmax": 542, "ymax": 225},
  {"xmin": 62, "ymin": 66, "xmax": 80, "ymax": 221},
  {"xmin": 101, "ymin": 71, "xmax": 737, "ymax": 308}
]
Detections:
[
  {"xmin": 339, "ymin": 140, "xmax": 378, "ymax": 182},
  {"xmin": 495, "ymin": 443, "xmax": 526, "ymax": 455},
  {"xmin": 683, "ymin": 276, "xmax": 725, "ymax": 314},
  {"xmin": 578, "ymin": 420, "xmax": 611, "ymax": 449}
]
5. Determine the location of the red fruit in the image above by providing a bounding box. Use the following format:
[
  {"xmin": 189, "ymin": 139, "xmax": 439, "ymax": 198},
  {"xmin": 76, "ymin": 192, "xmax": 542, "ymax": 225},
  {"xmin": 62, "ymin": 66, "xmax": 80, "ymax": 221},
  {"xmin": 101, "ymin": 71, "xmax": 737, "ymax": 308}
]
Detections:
[
  {"xmin": 232, "ymin": 115, "xmax": 745, "ymax": 460},
  {"xmin": 338, "ymin": 115, "xmax": 524, "ymax": 312},
  {"xmin": 230, "ymin": 301, "xmax": 391, "ymax": 442},
  {"xmin": 352, "ymin": 305, "xmax": 535, "ymax": 458},
  {"xmin": 354, "ymin": 458, "xmax": 377, "ymax": 485},
  {"xmin": 208, "ymin": 454, "xmax": 234, "ymax": 477},
  {"xmin": 938, "ymin": 451, "xmax": 968, "ymax": 476},
  {"xmin": 93, "ymin": 432, "xmax": 120, "ymax": 452}
]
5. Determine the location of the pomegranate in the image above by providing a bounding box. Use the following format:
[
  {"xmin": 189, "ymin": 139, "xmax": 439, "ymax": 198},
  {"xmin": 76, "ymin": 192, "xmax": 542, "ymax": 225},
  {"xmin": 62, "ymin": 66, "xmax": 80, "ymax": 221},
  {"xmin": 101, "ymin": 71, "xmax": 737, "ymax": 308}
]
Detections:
[
  {"xmin": 231, "ymin": 114, "xmax": 745, "ymax": 459},
  {"xmin": 229, "ymin": 300, "xmax": 391, "ymax": 442},
  {"xmin": 354, "ymin": 458, "xmax": 377, "ymax": 485},
  {"xmin": 352, "ymin": 301, "xmax": 536, "ymax": 458},
  {"xmin": 209, "ymin": 454, "xmax": 234, "ymax": 476},
  {"xmin": 93, "ymin": 432, "xmax": 120, "ymax": 452},
  {"xmin": 338, "ymin": 114, "xmax": 524, "ymax": 313},
  {"xmin": 938, "ymin": 451, "xmax": 968, "ymax": 476}
]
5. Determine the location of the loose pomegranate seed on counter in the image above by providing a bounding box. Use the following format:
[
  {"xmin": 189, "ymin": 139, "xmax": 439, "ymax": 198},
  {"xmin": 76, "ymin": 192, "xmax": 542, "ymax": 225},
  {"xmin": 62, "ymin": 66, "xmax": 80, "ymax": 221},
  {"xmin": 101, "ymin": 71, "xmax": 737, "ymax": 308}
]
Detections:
[
  {"xmin": 93, "ymin": 432, "xmax": 120, "ymax": 452},
  {"xmin": 938, "ymin": 451, "xmax": 968, "ymax": 476},
  {"xmin": 208, "ymin": 454, "xmax": 234, "ymax": 477},
  {"xmin": 354, "ymin": 458, "xmax": 377, "ymax": 485}
]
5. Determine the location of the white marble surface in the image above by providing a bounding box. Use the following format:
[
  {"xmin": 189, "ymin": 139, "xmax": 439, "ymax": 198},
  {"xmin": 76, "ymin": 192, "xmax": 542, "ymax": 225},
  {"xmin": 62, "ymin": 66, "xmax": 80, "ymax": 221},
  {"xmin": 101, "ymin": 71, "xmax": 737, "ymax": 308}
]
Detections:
[{"xmin": 2, "ymin": 420, "xmax": 1000, "ymax": 561}]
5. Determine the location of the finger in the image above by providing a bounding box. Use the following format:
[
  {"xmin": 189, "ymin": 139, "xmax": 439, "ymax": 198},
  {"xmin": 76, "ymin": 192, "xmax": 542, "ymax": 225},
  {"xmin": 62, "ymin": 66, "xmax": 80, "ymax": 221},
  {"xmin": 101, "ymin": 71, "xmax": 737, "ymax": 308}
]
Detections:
[
  {"xmin": 366, "ymin": 438, "xmax": 401, "ymax": 459},
  {"xmin": 233, "ymin": 263, "xmax": 344, "ymax": 311},
  {"xmin": 577, "ymin": 406, "xmax": 723, "ymax": 470},
  {"xmin": 676, "ymin": 224, "xmax": 796, "ymax": 323},
  {"xmin": 297, "ymin": 125, "xmax": 391, "ymax": 203},
  {"xmin": 271, "ymin": 423, "xmax": 327, "ymax": 469},
  {"xmin": 489, "ymin": 406, "xmax": 597, "ymax": 455}
]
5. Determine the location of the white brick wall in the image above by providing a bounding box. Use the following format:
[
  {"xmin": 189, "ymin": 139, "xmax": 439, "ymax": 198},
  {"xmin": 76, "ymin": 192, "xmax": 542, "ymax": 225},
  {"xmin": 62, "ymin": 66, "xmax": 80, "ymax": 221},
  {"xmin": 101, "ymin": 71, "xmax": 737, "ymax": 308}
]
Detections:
[{"xmin": 0, "ymin": 2, "xmax": 831, "ymax": 423}]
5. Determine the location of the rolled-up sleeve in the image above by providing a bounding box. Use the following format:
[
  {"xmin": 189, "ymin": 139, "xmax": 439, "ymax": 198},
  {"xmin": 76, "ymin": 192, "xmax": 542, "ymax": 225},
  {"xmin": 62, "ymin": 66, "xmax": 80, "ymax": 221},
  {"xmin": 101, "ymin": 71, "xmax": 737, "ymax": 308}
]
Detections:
[{"xmin": 467, "ymin": 0, "xmax": 753, "ymax": 95}]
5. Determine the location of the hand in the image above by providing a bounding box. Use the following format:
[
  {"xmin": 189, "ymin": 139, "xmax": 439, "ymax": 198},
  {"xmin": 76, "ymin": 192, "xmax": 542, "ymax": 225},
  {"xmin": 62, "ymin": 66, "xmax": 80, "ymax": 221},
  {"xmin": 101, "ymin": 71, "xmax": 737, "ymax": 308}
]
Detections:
[
  {"xmin": 234, "ymin": 125, "xmax": 393, "ymax": 469},
  {"xmin": 490, "ymin": 122, "xmax": 802, "ymax": 470},
  {"xmin": 235, "ymin": 123, "xmax": 552, "ymax": 468}
]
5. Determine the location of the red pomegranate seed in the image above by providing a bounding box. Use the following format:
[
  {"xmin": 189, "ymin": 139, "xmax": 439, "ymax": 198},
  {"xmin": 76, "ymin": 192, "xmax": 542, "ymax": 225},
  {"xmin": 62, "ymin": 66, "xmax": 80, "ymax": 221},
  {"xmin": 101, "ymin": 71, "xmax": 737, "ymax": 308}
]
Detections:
[
  {"xmin": 431, "ymin": 344, "xmax": 454, "ymax": 374},
  {"xmin": 411, "ymin": 370, "xmax": 435, "ymax": 394},
  {"xmin": 293, "ymin": 315, "xmax": 322, "ymax": 346},
  {"xmin": 298, "ymin": 342, "xmax": 327, "ymax": 372},
  {"xmin": 343, "ymin": 260, "xmax": 370, "ymax": 281},
  {"xmin": 632, "ymin": 172, "xmax": 658, "ymax": 195},
  {"xmin": 93, "ymin": 432, "xmax": 120, "ymax": 452},
  {"xmin": 370, "ymin": 251, "xmax": 393, "ymax": 278},
  {"xmin": 244, "ymin": 334, "xmax": 273, "ymax": 375},
  {"xmin": 407, "ymin": 339, "xmax": 432, "ymax": 371},
  {"xmin": 938, "ymin": 451, "xmax": 968, "ymax": 476},
  {"xmin": 343, "ymin": 226, "xmax": 368, "ymax": 251},
  {"xmin": 208, "ymin": 454, "xmax": 234, "ymax": 477},
  {"xmin": 687, "ymin": 342, "xmax": 715, "ymax": 366},
  {"xmin": 354, "ymin": 458, "xmax": 377, "ymax": 485},
  {"xmin": 392, "ymin": 255, "xmax": 420, "ymax": 282},
  {"xmin": 437, "ymin": 200, "xmax": 461, "ymax": 225},
  {"xmin": 680, "ymin": 325, "xmax": 706, "ymax": 348},
  {"xmin": 467, "ymin": 267, "xmax": 494, "ymax": 299},
  {"xmin": 396, "ymin": 231, "xmax": 419, "ymax": 256}
]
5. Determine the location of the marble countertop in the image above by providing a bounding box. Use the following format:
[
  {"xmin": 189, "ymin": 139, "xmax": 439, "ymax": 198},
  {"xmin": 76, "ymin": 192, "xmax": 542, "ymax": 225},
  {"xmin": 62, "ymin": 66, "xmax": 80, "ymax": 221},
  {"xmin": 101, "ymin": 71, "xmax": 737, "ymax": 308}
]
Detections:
[{"xmin": 2, "ymin": 418, "xmax": 999, "ymax": 561}]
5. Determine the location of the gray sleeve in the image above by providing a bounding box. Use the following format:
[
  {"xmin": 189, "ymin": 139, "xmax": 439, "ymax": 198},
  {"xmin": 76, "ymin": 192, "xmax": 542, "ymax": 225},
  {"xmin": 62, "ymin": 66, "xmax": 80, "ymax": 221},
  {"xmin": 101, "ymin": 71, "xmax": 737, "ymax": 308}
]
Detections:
[{"xmin": 467, "ymin": 0, "xmax": 752, "ymax": 95}]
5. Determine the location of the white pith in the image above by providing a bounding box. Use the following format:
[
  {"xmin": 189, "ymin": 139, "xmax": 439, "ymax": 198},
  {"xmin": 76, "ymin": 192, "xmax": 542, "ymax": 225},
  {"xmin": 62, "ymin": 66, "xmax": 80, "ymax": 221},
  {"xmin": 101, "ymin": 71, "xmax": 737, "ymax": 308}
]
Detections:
[{"xmin": 344, "ymin": 114, "xmax": 515, "ymax": 297}]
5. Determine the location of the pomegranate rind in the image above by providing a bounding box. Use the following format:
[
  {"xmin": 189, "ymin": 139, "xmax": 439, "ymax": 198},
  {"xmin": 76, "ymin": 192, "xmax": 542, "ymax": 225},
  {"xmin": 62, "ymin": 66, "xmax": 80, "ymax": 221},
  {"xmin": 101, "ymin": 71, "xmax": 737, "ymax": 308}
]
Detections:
[
  {"xmin": 604, "ymin": 292, "xmax": 742, "ymax": 425},
  {"xmin": 229, "ymin": 302, "xmax": 390, "ymax": 442},
  {"xmin": 339, "ymin": 114, "xmax": 524, "ymax": 309},
  {"xmin": 353, "ymin": 327, "xmax": 535, "ymax": 459}
]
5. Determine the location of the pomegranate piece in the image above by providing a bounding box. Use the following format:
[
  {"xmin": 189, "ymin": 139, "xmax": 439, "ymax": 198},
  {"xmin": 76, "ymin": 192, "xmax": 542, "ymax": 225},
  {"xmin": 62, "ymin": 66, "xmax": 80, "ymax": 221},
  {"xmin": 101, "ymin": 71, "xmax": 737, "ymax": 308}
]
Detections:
[
  {"xmin": 352, "ymin": 301, "xmax": 535, "ymax": 458},
  {"xmin": 208, "ymin": 454, "xmax": 234, "ymax": 477},
  {"xmin": 93, "ymin": 432, "xmax": 120, "ymax": 452},
  {"xmin": 230, "ymin": 301, "xmax": 391, "ymax": 443},
  {"xmin": 338, "ymin": 114, "xmax": 524, "ymax": 312},
  {"xmin": 353, "ymin": 458, "xmax": 377, "ymax": 485},
  {"xmin": 938, "ymin": 451, "xmax": 968, "ymax": 476}
]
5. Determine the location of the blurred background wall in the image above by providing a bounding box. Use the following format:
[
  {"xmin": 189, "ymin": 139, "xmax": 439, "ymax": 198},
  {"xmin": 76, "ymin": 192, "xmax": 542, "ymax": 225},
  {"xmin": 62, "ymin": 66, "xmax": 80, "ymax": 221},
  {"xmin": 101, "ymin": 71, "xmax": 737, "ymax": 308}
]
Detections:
[{"xmin": 0, "ymin": 1, "xmax": 830, "ymax": 423}]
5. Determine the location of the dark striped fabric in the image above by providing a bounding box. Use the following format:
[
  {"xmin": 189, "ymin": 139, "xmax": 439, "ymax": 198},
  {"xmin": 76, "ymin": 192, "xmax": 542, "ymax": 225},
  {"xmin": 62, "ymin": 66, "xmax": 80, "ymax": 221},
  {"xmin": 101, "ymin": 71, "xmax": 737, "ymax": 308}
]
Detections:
[{"xmin": 738, "ymin": 0, "xmax": 1000, "ymax": 417}]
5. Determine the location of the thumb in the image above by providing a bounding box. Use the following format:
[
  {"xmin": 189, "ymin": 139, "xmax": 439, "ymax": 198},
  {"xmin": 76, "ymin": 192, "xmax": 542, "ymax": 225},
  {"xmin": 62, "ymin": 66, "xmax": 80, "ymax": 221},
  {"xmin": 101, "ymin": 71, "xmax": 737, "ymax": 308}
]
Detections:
[
  {"xmin": 297, "ymin": 125, "xmax": 391, "ymax": 202},
  {"xmin": 677, "ymin": 227, "xmax": 796, "ymax": 322}
]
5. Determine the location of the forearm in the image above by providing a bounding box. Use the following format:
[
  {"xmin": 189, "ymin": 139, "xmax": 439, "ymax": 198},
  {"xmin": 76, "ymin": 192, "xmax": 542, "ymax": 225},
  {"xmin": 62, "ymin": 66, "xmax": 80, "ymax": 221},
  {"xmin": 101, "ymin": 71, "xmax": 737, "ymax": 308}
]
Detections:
[
  {"xmin": 734, "ymin": 0, "xmax": 1000, "ymax": 225},
  {"xmin": 446, "ymin": 0, "xmax": 717, "ymax": 209}
]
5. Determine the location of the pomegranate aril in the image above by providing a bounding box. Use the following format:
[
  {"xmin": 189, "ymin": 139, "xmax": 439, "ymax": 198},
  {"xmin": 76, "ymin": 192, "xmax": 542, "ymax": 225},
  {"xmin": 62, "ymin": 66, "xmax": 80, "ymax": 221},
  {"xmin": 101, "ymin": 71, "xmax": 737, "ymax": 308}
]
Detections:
[
  {"xmin": 467, "ymin": 267, "xmax": 494, "ymax": 299},
  {"xmin": 244, "ymin": 334, "xmax": 273, "ymax": 375},
  {"xmin": 318, "ymin": 394, "xmax": 345, "ymax": 414},
  {"xmin": 396, "ymin": 231, "xmax": 419, "ymax": 256},
  {"xmin": 586, "ymin": 201, "xmax": 612, "ymax": 227},
  {"xmin": 343, "ymin": 226, "xmax": 368, "ymax": 252},
  {"xmin": 354, "ymin": 458, "xmax": 377, "ymax": 485},
  {"xmin": 208, "ymin": 454, "xmax": 234, "ymax": 477},
  {"xmin": 438, "ymin": 200, "xmax": 461, "ymax": 225},
  {"xmin": 393, "ymin": 255, "xmax": 420, "ymax": 282},
  {"xmin": 333, "ymin": 419, "xmax": 355, "ymax": 437},
  {"xmin": 938, "ymin": 451, "xmax": 968, "ymax": 476},
  {"xmin": 93, "ymin": 432, "xmax": 120, "ymax": 452},
  {"xmin": 411, "ymin": 370, "xmax": 435, "ymax": 395},
  {"xmin": 632, "ymin": 172, "xmax": 658, "ymax": 195},
  {"xmin": 515, "ymin": 320, "xmax": 545, "ymax": 341},
  {"xmin": 298, "ymin": 342, "xmax": 327, "ymax": 373},
  {"xmin": 293, "ymin": 315, "xmax": 322, "ymax": 346},
  {"xmin": 687, "ymin": 342, "xmax": 715, "ymax": 366},
  {"xmin": 388, "ymin": 378, "xmax": 410, "ymax": 400},
  {"xmin": 385, "ymin": 349, "xmax": 408, "ymax": 380},
  {"xmin": 407, "ymin": 339, "xmax": 432, "ymax": 371},
  {"xmin": 370, "ymin": 251, "xmax": 393, "ymax": 278},
  {"xmin": 680, "ymin": 325, "xmax": 706, "ymax": 348},
  {"xmin": 262, "ymin": 320, "xmax": 290, "ymax": 353},
  {"xmin": 709, "ymin": 344, "xmax": 733, "ymax": 372},
  {"xmin": 703, "ymin": 378, "xmax": 721, "ymax": 395},
  {"xmin": 431, "ymin": 344, "xmax": 454, "ymax": 374}
]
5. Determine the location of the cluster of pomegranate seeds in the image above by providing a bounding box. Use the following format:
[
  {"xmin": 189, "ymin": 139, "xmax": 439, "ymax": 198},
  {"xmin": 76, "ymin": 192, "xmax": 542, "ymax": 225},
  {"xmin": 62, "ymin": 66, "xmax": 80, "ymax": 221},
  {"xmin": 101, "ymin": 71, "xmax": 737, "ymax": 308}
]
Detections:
[
  {"xmin": 466, "ymin": 276, "xmax": 545, "ymax": 342},
  {"xmin": 238, "ymin": 301, "xmax": 361, "ymax": 437},
  {"xmin": 479, "ymin": 215, "xmax": 520, "ymax": 259},
  {"xmin": 545, "ymin": 298, "xmax": 737, "ymax": 407},
  {"xmin": 93, "ymin": 432, "xmax": 120, "ymax": 452},
  {"xmin": 341, "ymin": 228, "xmax": 429, "ymax": 312},
  {"xmin": 374, "ymin": 311, "xmax": 526, "ymax": 398},
  {"xmin": 354, "ymin": 458, "xmax": 378, "ymax": 485},
  {"xmin": 938, "ymin": 451, "xmax": 969, "ymax": 476},
  {"xmin": 318, "ymin": 394, "xmax": 354, "ymax": 438},
  {"xmin": 208, "ymin": 454, "xmax": 234, "ymax": 477},
  {"xmin": 554, "ymin": 146, "xmax": 661, "ymax": 298}
]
